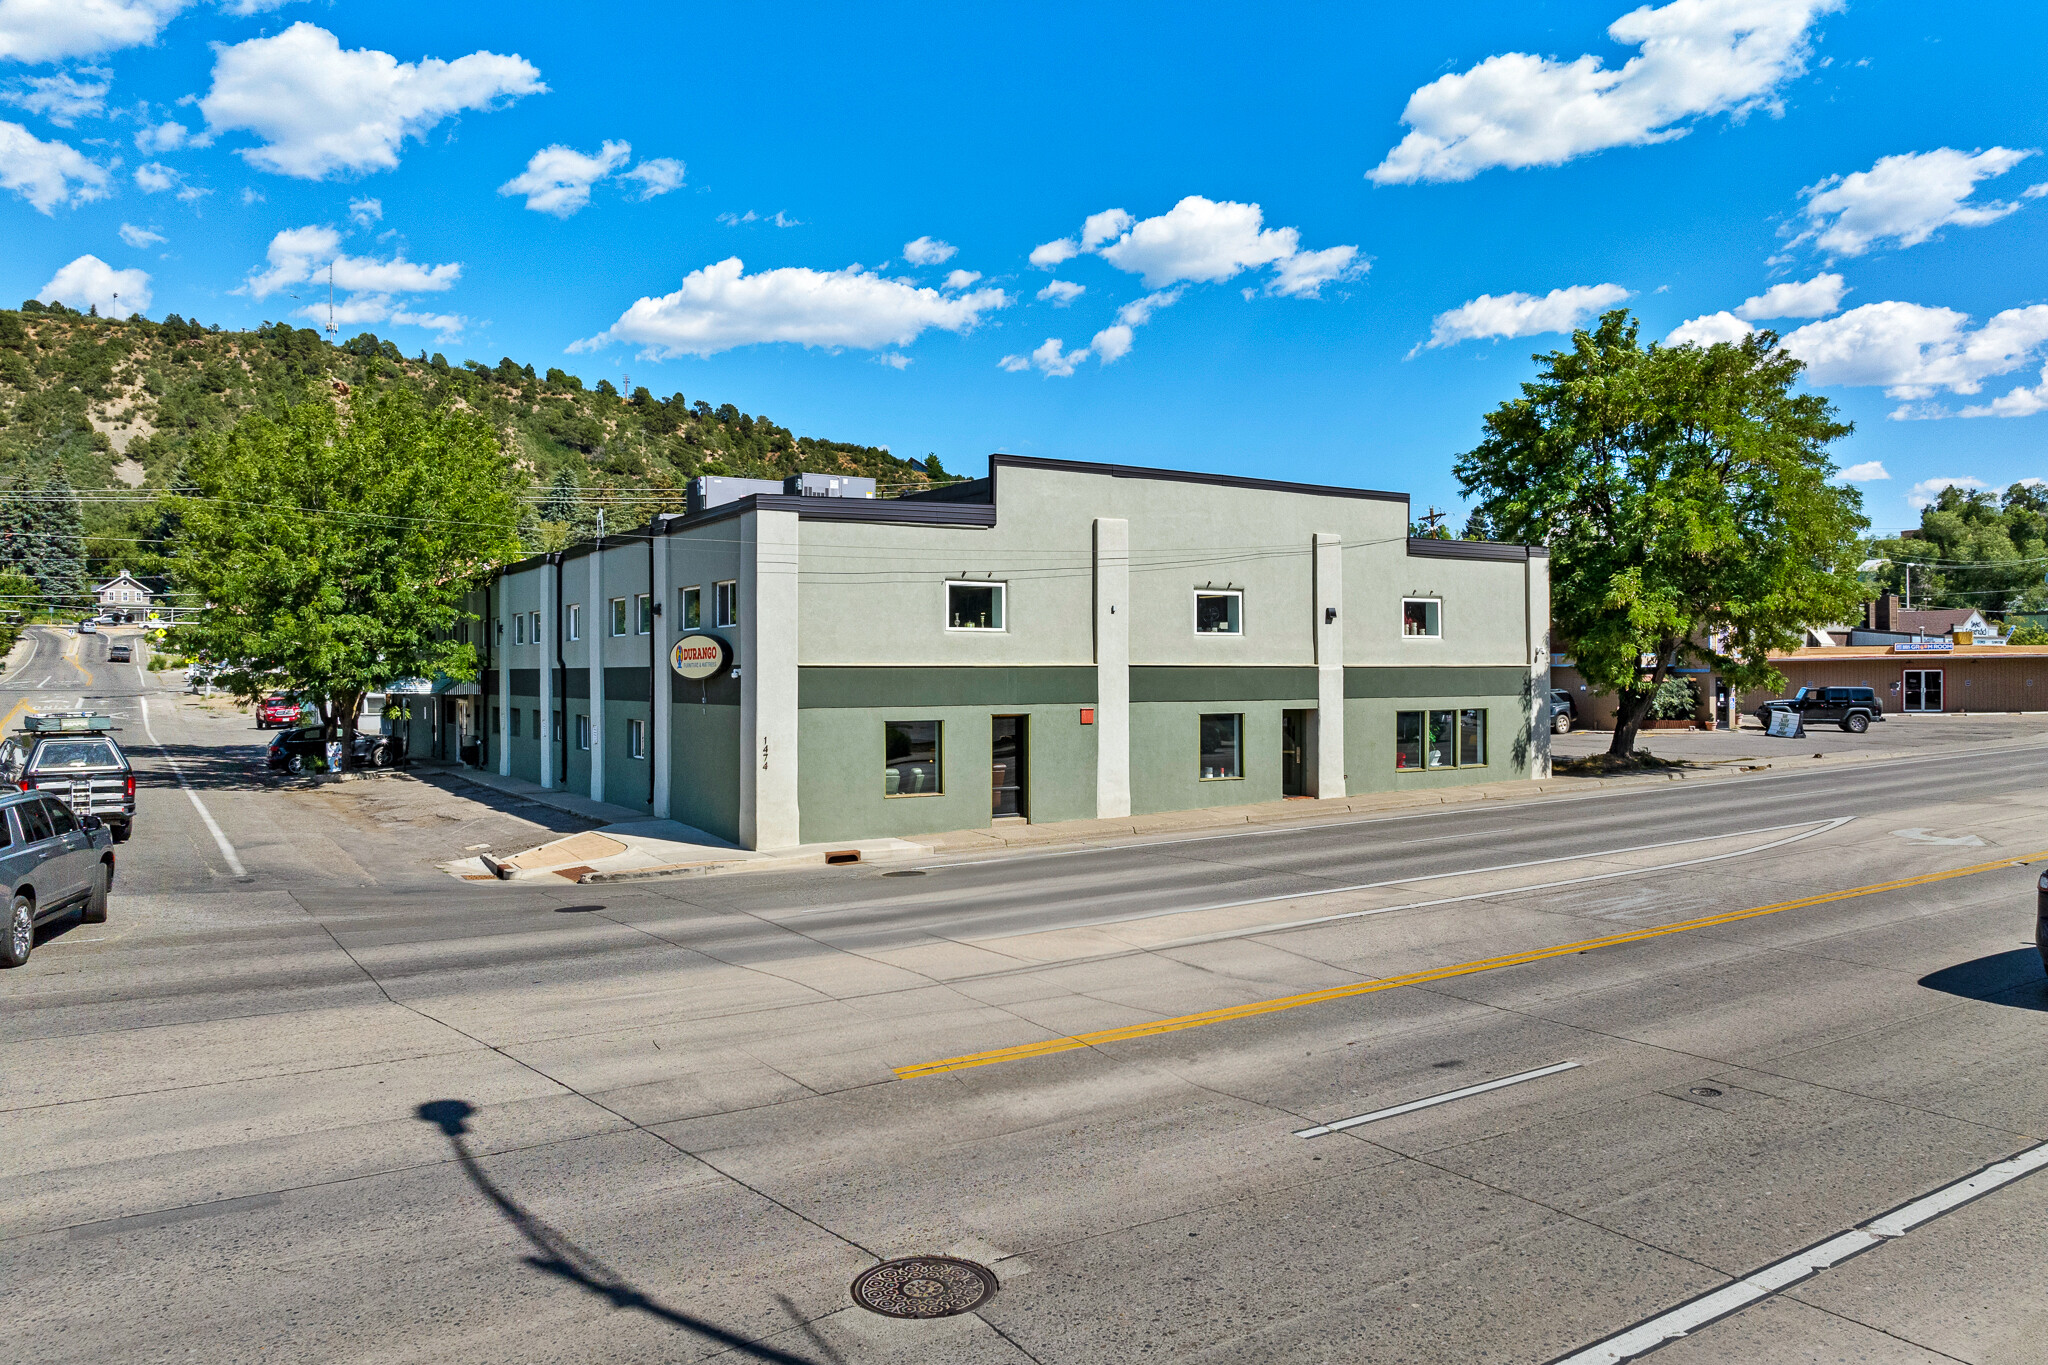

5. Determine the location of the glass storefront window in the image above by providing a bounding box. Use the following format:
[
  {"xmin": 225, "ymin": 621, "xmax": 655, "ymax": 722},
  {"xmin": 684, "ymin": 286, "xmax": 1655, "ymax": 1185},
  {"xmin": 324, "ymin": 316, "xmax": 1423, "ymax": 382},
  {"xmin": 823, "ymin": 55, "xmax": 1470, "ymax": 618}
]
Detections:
[
  {"xmin": 1394, "ymin": 711, "xmax": 1423, "ymax": 770},
  {"xmin": 1459, "ymin": 709, "xmax": 1485, "ymax": 765},
  {"xmin": 1426, "ymin": 709, "xmax": 1455, "ymax": 768},
  {"xmin": 1199, "ymin": 713, "xmax": 1242, "ymax": 779},
  {"xmin": 885, "ymin": 720, "xmax": 941, "ymax": 795}
]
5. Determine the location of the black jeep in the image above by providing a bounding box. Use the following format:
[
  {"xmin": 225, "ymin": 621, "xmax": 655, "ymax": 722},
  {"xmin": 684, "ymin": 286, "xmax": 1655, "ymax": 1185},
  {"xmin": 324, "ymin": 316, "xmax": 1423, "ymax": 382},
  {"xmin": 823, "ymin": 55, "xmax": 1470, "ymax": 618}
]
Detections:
[{"xmin": 1756, "ymin": 686, "xmax": 1886, "ymax": 734}]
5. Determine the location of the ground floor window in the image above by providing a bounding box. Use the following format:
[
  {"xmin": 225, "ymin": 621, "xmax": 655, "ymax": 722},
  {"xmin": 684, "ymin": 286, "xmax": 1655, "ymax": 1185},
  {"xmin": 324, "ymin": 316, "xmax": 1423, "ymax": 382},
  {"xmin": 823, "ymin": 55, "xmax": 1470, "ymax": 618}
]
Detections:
[
  {"xmin": 628, "ymin": 718, "xmax": 646, "ymax": 759},
  {"xmin": 492, "ymin": 705, "xmax": 501, "ymax": 735},
  {"xmin": 1396, "ymin": 708, "xmax": 1488, "ymax": 770},
  {"xmin": 576, "ymin": 714, "xmax": 591, "ymax": 750},
  {"xmin": 510, "ymin": 708, "xmax": 521, "ymax": 737},
  {"xmin": 533, "ymin": 709, "xmax": 543, "ymax": 740},
  {"xmin": 1199, "ymin": 713, "xmax": 1242, "ymax": 779},
  {"xmin": 885, "ymin": 720, "xmax": 941, "ymax": 795}
]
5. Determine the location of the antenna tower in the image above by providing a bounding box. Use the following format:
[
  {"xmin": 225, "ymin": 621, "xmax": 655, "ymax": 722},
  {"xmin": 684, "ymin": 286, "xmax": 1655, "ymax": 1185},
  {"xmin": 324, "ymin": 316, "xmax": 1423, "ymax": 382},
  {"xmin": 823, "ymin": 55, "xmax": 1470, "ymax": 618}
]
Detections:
[{"xmin": 325, "ymin": 262, "xmax": 337, "ymax": 340}]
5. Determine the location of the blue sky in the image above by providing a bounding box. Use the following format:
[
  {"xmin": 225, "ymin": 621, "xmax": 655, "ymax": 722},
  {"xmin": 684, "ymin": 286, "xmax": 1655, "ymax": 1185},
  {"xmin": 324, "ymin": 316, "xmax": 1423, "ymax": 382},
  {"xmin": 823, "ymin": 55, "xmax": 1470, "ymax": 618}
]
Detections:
[{"xmin": 3, "ymin": 1, "xmax": 2044, "ymax": 533}]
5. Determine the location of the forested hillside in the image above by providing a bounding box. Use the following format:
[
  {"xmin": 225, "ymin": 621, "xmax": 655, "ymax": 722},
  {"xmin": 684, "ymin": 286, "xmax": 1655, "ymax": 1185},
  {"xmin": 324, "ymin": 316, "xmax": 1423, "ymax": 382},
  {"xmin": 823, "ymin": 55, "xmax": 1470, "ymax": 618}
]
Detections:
[{"xmin": 0, "ymin": 300, "xmax": 949, "ymax": 594}]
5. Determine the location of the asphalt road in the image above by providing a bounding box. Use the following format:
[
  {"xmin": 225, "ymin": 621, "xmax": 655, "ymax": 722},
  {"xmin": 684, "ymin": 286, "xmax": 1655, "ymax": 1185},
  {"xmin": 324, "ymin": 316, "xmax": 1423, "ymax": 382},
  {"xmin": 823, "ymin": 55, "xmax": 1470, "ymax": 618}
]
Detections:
[{"xmin": 5, "ymin": 623, "xmax": 2047, "ymax": 1365}]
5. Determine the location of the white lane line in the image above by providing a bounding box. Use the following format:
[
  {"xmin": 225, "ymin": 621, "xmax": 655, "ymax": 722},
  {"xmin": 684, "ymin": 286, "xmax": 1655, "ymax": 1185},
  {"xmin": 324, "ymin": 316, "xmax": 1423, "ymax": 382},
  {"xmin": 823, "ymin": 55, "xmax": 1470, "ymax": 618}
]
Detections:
[
  {"xmin": 139, "ymin": 695, "xmax": 247, "ymax": 877},
  {"xmin": 1295, "ymin": 1061, "xmax": 1581, "ymax": 1138},
  {"xmin": 1552, "ymin": 1141, "xmax": 2048, "ymax": 1365}
]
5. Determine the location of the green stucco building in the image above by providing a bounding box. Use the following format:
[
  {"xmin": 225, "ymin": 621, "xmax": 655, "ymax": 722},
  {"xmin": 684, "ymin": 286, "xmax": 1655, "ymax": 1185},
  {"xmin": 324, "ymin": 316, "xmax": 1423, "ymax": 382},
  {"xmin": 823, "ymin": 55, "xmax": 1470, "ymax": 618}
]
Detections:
[{"xmin": 430, "ymin": 457, "xmax": 1551, "ymax": 849}]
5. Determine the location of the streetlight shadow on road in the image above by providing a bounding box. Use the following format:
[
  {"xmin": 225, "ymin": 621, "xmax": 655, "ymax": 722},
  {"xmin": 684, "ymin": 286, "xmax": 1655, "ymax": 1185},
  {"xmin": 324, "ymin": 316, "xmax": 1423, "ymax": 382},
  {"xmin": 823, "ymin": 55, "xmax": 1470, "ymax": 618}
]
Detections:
[
  {"xmin": 1918, "ymin": 950, "xmax": 2048, "ymax": 1012},
  {"xmin": 412, "ymin": 1100, "xmax": 824, "ymax": 1365}
]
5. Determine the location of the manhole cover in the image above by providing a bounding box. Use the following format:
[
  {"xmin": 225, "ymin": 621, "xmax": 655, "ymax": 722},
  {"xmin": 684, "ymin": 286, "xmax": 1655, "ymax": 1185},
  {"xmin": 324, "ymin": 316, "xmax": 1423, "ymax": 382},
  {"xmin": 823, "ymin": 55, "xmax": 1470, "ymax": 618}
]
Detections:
[
  {"xmin": 1691, "ymin": 1086, "xmax": 1724, "ymax": 1098},
  {"xmin": 850, "ymin": 1256, "xmax": 997, "ymax": 1318}
]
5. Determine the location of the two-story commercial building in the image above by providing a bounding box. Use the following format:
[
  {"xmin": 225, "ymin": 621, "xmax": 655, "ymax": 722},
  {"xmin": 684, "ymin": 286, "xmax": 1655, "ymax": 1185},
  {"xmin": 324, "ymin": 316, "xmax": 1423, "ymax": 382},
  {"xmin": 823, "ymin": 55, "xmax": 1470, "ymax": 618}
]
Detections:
[{"xmin": 425, "ymin": 456, "xmax": 1550, "ymax": 849}]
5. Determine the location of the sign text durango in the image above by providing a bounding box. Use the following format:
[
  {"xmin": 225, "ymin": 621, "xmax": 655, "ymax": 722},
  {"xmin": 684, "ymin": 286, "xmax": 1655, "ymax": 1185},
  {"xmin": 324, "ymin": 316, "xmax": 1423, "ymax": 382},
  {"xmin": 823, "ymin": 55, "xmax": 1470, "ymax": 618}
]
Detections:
[{"xmin": 670, "ymin": 633, "xmax": 731, "ymax": 680}]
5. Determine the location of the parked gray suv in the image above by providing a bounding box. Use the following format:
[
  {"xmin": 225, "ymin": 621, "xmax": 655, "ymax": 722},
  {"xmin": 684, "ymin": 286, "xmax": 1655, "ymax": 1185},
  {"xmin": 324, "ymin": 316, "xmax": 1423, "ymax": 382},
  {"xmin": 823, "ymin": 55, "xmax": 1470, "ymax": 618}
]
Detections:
[{"xmin": 2, "ymin": 790, "xmax": 116, "ymax": 967}]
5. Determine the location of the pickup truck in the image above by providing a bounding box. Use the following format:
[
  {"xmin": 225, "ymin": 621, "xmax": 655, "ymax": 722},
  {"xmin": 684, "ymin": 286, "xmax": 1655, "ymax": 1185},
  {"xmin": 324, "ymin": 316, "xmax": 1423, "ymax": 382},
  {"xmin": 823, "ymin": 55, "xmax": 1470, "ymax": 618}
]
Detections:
[{"xmin": 1756, "ymin": 686, "xmax": 1886, "ymax": 733}]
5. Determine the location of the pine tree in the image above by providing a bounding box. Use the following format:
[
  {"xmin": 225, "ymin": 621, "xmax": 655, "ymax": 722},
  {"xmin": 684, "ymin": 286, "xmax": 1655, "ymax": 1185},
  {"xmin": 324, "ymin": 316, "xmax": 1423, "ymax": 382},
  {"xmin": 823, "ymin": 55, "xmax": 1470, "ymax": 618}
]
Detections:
[{"xmin": 35, "ymin": 469, "xmax": 88, "ymax": 614}]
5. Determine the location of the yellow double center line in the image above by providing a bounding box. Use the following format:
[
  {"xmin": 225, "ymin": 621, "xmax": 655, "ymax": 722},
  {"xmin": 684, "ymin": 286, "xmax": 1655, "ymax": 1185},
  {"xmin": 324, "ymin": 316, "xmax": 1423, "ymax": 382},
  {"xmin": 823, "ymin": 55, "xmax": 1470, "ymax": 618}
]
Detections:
[{"xmin": 894, "ymin": 850, "xmax": 2048, "ymax": 1080}]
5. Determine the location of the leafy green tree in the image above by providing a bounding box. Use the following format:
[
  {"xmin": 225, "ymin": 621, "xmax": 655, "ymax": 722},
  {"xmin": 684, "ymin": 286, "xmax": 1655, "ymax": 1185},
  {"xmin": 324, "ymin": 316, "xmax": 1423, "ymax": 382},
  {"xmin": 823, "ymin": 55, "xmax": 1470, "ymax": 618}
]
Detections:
[
  {"xmin": 171, "ymin": 387, "xmax": 521, "ymax": 765},
  {"xmin": 2007, "ymin": 619, "xmax": 2048, "ymax": 645},
  {"xmin": 1864, "ymin": 483, "xmax": 2048, "ymax": 614},
  {"xmin": 1456, "ymin": 311, "xmax": 1867, "ymax": 756}
]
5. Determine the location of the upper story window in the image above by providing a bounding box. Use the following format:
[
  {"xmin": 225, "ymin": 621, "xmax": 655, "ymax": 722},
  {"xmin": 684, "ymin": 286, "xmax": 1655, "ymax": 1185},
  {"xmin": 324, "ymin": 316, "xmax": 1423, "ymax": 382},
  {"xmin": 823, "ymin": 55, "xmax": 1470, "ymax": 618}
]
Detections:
[
  {"xmin": 635, "ymin": 593, "xmax": 652, "ymax": 635},
  {"xmin": 1195, "ymin": 590, "xmax": 1241, "ymax": 635},
  {"xmin": 947, "ymin": 581, "xmax": 1005, "ymax": 631},
  {"xmin": 715, "ymin": 580, "xmax": 738, "ymax": 629},
  {"xmin": 1403, "ymin": 598, "xmax": 1441, "ymax": 639},
  {"xmin": 610, "ymin": 597, "xmax": 627, "ymax": 637},
  {"xmin": 513, "ymin": 613, "xmax": 526, "ymax": 645},
  {"xmin": 681, "ymin": 586, "xmax": 701, "ymax": 630},
  {"xmin": 566, "ymin": 604, "xmax": 581, "ymax": 642},
  {"xmin": 529, "ymin": 611, "xmax": 542, "ymax": 643}
]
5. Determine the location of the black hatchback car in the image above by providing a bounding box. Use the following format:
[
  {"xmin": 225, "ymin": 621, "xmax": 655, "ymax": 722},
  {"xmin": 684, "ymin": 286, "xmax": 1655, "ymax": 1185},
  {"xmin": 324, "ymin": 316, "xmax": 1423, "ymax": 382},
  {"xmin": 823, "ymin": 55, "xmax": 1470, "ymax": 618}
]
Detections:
[{"xmin": 1, "ymin": 789, "xmax": 116, "ymax": 967}]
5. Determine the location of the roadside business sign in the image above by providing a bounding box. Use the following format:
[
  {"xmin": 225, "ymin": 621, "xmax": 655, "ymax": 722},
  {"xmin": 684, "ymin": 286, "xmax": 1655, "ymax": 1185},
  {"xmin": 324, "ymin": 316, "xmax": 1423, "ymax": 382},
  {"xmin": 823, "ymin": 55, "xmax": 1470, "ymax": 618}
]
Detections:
[
  {"xmin": 1766, "ymin": 708, "xmax": 1803, "ymax": 739},
  {"xmin": 670, "ymin": 633, "xmax": 731, "ymax": 680},
  {"xmin": 1893, "ymin": 640, "xmax": 1954, "ymax": 652}
]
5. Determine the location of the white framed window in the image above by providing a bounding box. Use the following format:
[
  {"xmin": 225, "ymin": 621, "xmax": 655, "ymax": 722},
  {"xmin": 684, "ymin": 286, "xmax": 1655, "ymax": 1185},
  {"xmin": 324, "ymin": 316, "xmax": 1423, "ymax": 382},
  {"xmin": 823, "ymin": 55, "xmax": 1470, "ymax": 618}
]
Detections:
[
  {"xmin": 627, "ymin": 718, "xmax": 646, "ymax": 759},
  {"xmin": 576, "ymin": 714, "xmax": 591, "ymax": 750},
  {"xmin": 946, "ymin": 580, "xmax": 1006, "ymax": 631},
  {"xmin": 566, "ymin": 604, "xmax": 581, "ymax": 641},
  {"xmin": 513, "ymin": 613, "xmax": 526, "ymax": 645},
  {"xmin": 610, "ymin": 597, "xmax": 627, "ymax": 637},
  {"xmin": 714, "ymin": 580, "xmax": 738, "ymax": 628},
  {"xmin": 681, "ymin": 585, "xmax": 701, "ymax": 630},
  {"xmin": 1402, "ymin": 598, "xmax": 1441, "ymax": 639},
  {"xmin": 1194, "ymin": 590, "xmax": 1241, "ymax": 635},
  {"xmin": 635, "ymin": 593, "xmax": 652, "ymax": 635},
  {"xmin": 1199, "ymin": 714, "xmax": 1242, "ymax": 780},
  {"xmin": 529, "ymin": 611, "xmax": 541, "ymax": 643}
]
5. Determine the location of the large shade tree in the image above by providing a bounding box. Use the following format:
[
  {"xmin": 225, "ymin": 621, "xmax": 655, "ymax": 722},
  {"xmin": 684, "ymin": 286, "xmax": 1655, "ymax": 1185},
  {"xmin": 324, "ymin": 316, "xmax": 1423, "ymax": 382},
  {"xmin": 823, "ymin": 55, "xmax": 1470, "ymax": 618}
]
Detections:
[
  {"xmin": 172, "ymin": 384, "xmax": 522, "ymax": 764},
  {"xmin": 1456, "ymin": 311, "xmax": 1868, "ymax": 756}
]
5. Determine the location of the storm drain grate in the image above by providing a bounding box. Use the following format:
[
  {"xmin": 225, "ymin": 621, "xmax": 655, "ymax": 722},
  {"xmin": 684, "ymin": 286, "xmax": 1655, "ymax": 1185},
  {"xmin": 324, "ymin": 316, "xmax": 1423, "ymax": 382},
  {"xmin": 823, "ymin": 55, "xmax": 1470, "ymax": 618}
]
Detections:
[{"xmin": 850, "ymin": 1256, "xmax": 998, "ymax": 1318}]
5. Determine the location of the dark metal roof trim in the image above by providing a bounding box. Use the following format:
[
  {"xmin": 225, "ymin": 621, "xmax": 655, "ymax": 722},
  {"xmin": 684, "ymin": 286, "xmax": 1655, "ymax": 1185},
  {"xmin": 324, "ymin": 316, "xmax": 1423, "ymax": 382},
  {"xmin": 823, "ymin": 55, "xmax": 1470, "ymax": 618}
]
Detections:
[
  {"xmin": 1405, "ymin": 537, "xmax": 1547, "ymax": 561},
  {"xmin": 988, "ymin": 454, "xmax": 1407, "ymax": 504},
  {"xmin": 663, "ymin": 493, "xmax": 997, "ymax": 533}
]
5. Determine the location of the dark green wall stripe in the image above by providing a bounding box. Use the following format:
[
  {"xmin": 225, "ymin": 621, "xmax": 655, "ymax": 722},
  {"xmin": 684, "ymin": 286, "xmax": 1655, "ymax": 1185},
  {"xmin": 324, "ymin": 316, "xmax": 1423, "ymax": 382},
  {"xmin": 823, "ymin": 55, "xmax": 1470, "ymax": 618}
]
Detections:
[
  {"xmin": 604, "ymin": 666, "xmax": 653, "ymax": 702},
  {"xmin": 1344, "ymin": 665, "xmax": 1529, "ymax": 698},
  {"xmin": 1130, "ymin": 667, "xmax": 1317, "ymax": 702},
  {"xmin": 800, "ymin": 666, "xmax": 1097, "ymax": 709},
  {"xmin": 509, "ymin": 668, "xmax": 539, "ymax": 697}
]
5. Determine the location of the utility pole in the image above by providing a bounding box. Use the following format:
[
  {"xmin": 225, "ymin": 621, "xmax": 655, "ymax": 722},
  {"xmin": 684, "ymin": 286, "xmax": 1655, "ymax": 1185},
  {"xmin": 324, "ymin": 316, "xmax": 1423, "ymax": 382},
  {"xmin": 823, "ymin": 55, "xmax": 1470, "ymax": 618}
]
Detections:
[{"xmin": 1416, "ymin": 506, "xmax": 1446, "ymax": 536}]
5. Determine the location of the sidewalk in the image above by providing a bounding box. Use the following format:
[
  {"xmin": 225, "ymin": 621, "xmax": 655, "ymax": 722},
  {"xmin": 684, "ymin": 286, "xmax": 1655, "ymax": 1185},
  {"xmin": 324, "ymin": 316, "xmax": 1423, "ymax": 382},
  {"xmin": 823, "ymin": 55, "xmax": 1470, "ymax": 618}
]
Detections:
[{"xmin": 420, "ymin": 761, "xmax": 924, "ymax": 882}]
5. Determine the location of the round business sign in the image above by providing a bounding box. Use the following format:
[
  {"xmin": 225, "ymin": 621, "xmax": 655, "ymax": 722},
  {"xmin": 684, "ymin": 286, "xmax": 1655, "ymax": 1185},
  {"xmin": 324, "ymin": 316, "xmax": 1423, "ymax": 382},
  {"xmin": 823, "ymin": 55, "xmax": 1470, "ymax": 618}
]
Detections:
[{"xmin": 670, "ymin": 633, "xmax": 730, "ymax": 680}]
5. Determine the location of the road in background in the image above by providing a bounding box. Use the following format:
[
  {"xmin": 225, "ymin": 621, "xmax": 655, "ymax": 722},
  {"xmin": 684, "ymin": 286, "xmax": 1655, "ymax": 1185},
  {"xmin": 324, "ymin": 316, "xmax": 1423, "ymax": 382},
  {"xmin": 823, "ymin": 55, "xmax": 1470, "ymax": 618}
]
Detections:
[{"xmin": 6, "ymin": 635, "xmax": 2047, "ymax": 1365}]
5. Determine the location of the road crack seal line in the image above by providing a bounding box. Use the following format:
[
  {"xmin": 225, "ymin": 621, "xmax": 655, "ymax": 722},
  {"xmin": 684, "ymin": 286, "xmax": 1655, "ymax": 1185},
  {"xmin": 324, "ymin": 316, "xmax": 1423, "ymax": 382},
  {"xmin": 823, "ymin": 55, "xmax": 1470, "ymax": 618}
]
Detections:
[{"xmin": 894, "ymin": 845, "xmax": 2048, "ymax": 1079}]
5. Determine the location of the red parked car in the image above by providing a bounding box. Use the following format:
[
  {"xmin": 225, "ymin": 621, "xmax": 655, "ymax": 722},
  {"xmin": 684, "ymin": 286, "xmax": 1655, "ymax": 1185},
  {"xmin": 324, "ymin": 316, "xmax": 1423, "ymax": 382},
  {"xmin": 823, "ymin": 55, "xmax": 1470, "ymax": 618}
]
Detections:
[{"xmin": 256, "ymin": 694, "xmax": 303, "ymax": 729}]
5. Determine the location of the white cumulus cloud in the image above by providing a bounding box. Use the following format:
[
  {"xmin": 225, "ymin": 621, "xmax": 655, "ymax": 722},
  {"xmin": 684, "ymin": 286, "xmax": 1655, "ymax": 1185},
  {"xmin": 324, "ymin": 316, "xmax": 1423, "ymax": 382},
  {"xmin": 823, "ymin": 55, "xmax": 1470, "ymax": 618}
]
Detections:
[
  {"xmin": 943, "ymin": 269, "xmax": 981, "ymax": 291},
  {"xmin": 0, "ymin": 117, "xmax": 106, "ymax": 210},
  {"xmin": 0, "ymin": 0, "xmax": 183, "ymax": 63},
  {"xmin": 1796, "ymin": 148, "xmax": 2036, "ymax": 257},
  {"xmin": 135, "ymin": 159, "xmax": 207, "ymax": 200},
  {"xmin": 1835, "ymin": 461, "xmax": 1888, "ymax": 482},
  {"xmin": 133, "ymin": 119, "xmax": 197, "ymax": 153},
  {"xmin": 1666, "ymin": 311, "xmax": 1754, "ymax": 347},
  {"xmin": 292, "ymin": 293, "xmax": 464, "ymax": 339},
  {"xmin": 117, "ymin": 221, "xmax": 163, "ymax": 248},
  {"xmin": 1370, "ymin": 0, "xmax": 1840, "ymax": 184},
  {"xmin": 244, "ymin": 222, "xmax": 460, "ymax": 300},
  {"xmin": 1423, "ymin": 283, "xmax": 1632, "ymax": 350},
  {"xmin": 1735, "ymin": 272, "xmax": 1846, "ymax": 319},
  {"xmin": 1037, "ymin": 280, "xmax": 1084, "ymax": 306},
  {"xmin": 1958, "ymin": 362, "xmax": 2048, "ymax": 419},
  {"xmin": 902, "ymin": 235, "xmax": 956, "ymax": 266},
  {"xmin": 38, "ymin": 253, "xmax": 149, "ymax": 317},
  {"xmin": 1003, "ymin": 286, "xmax": 1184, "ymax": 374},
  {"xmin": 1781, "ymin": 301, "xmax": 2048, "ymax": 398},
  {"xmin": 3, "ymin": 69, "xmax": 110, "ymax": 125},
  {"xmin": 499, "ymin": 139, "xmax": 629, "ymax": 217},
  {"xmin": 1906, "ymin": 476, "xmax": 1989, "ymax": 510},
  {"xmin": 574, "ymin": 256, "xmax": 1011, "ymax": 358},
  {"xmin": 348, "ymin": 195, "xmax": 380, "ymax": 226},
  {"xmin": 620, "ymin": 156, "xmax": 683, "ymax": 198},
  {"xmin": 200, "ymin": 22, "xmax": 544, "ymax": 179},
  {"xmin": 1028, "ymin": 237, "xmax": 1078, "ymax": 269}
]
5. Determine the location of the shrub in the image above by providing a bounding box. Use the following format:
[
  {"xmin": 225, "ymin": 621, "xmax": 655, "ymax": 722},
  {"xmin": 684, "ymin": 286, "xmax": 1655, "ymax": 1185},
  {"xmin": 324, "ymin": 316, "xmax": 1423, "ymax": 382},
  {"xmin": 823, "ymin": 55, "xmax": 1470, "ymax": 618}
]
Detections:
[{"xmin": 1649, "ymin": 676, "xmax": 1700, "ymax": 720}]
